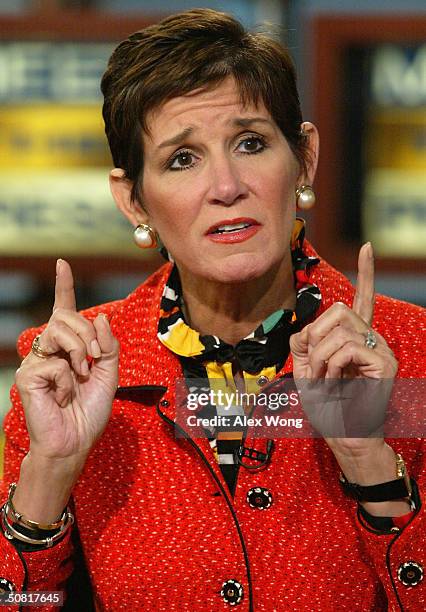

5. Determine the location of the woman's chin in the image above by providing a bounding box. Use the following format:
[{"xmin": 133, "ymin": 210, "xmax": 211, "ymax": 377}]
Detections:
[{"xmin": 202, "ymin": 253, "xmax": 273, "ymax": 285}]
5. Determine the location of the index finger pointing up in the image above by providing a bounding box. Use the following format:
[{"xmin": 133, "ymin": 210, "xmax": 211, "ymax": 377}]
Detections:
[
  {"xmin": 352, "ymin": 242, "xmax": 375, "ymax": 326},
  {"xmin": 53, "ymin": 259, "xmax": 77, "ymax": 312}
]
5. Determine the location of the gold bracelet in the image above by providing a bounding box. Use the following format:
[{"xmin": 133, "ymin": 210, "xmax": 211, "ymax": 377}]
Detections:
[
  {"xmin": 6, "ymin": 482, "xmax": 68, "ymax": 531},
  {"xmin": 1, "ymin": 505, "xmax": 74, "ymax": 548},
  {"xmin": 4, "ymin": 500, "xmax": 73, "ymax": 537}
]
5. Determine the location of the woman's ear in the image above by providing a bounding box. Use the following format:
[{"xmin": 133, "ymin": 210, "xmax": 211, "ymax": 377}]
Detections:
[
  {"xmin": 299, "ymin": 121, "xmax": 319, "ymax": 185},
  {"xmin": 109, "ymin": 168, "xmax": 149, "ymax": 226}
]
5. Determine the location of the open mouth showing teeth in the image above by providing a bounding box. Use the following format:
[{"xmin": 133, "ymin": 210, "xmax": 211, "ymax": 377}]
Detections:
[{"xmin": 212, "ymin": 223, "xmax": 251, "ymax": 234}]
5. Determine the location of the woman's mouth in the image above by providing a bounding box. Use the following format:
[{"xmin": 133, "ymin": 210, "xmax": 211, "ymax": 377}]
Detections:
[{"xmin": 206, "ymin": 218, "xmax": 261, "ymax": 243}]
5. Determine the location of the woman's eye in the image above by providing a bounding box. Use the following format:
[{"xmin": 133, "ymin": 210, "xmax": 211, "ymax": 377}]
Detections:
[
  {"xmin": 169, "ymin": 151, "xmax": 195, "ymax": 170},
  {"xmin": 238, "ymin": 136, "xmax": 265, "ymax": 154}
]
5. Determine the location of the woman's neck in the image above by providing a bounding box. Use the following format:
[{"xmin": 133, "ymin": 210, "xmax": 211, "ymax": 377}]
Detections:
[{"xmin": 178, "ymin": 254, "xmax": 296, "ymax": 346}]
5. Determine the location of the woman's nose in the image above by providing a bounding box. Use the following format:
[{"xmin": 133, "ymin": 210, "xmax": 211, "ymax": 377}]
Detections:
[{"xmin": 206, "ymin": 156, "xmax": 249, "ymax": 206}]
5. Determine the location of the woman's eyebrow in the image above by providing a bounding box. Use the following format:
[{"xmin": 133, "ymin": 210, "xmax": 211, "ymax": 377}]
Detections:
[
  {"xmin": 157, "ymin": 117, "xmax": 271, "ymax": 150},
  {"xmin": 158, "ymin": 127, "xmax": 194, "ymax": 149},
  {"xmin": 232, "ymin": 117, "xmax": 272, "ymax": 128}
]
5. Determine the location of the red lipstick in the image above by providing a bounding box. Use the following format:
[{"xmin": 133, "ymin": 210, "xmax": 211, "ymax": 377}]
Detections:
[{"xmin": 205, "ymin": 217, "xmax": 261, "ymax": 244}]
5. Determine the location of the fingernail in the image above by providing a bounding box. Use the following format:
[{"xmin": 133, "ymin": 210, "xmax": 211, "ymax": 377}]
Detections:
[
  {"xmin": 365, "ymin": 242, "xmax": 373, "ymax": 259},
  {"xmin": 99, "ymin": 313, "xmax": 110, "ymax": 325},
  {"xmin": 91, "ymin": 339, "xmax": 102, "ymax": 359},
  {"xmin": 81, "ymin": 359, "xmax": 89, "ymax": 376},
  {"xmin": 56, "ymin": 259, "xmax": 63, "ymax": 275}
]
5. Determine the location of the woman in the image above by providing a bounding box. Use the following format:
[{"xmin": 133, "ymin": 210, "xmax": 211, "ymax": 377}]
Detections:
[{"xmin": 0, "ymin": 9, "xmax": 424, "ymax": 611}]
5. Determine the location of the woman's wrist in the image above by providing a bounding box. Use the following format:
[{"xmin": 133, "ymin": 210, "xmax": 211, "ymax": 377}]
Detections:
[
  {"xmin": 334, "ymin": 442, "xmax": 413, "ymax": 517},
  {"xmin": 12, "ymin": 451, "xmax": 84, "ymax": 525},
  {"xmin": 333, "ymin": 441, "xmax": 396, "ymax": 485}
]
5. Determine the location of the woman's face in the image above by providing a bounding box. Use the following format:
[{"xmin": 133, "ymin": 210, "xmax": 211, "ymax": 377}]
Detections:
[{"xmin": 115, "ymin": 77, "xmax": 317, "ymax": 284}]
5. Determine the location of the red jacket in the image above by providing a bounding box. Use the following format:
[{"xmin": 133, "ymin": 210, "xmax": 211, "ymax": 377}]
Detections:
[{"xmin": 1, "ymin": 245, "xmax": 425, "ymax": 611}]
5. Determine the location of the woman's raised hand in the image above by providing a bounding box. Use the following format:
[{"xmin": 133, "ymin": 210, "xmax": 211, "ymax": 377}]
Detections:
[
  {"xmin": 290, "ymin": 243, "xmax": 398, "ymax": 454},
  {"xmin": 15, "ymin": 259, "xmax": 119, "ymax": 462}
]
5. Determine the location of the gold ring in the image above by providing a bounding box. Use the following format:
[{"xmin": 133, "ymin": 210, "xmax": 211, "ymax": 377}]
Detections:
[{"xmin": 31, "ymin": 335, "xmax": 53, "ymax": 359}]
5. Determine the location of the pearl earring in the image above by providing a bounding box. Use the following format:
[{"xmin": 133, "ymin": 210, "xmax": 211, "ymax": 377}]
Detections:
[
  {"xmin": 133, "ymin": 224, "xmax": 158, "ymax": 249},
  {"xmin": 296, "ymin": 185, "xmax": 316, "ymax": 210}
]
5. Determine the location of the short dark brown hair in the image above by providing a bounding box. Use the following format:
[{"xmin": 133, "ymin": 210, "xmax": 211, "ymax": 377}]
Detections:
[{"xmin": 101, "ymin": 8, "xmax": 308, "ymax": 203}]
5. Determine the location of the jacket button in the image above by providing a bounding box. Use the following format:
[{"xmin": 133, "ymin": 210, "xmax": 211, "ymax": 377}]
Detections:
[
  {"xmin": 221, "ymin": 579, "xmax": 243, "ymax": 605},
  {"xmin": 247, "ymin": 487, "xmax": 273, "ymax": 509},
  {"xmin": 0, "ymin": 577, "xmax": 16, "ymax": 593},
  {"xmin": 397, "ymin": 561, "xmax": 424, "ymax": 586},
  {"xmin": 160, "ymin": 399, "xmax": 169, "ymax": 407}
]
